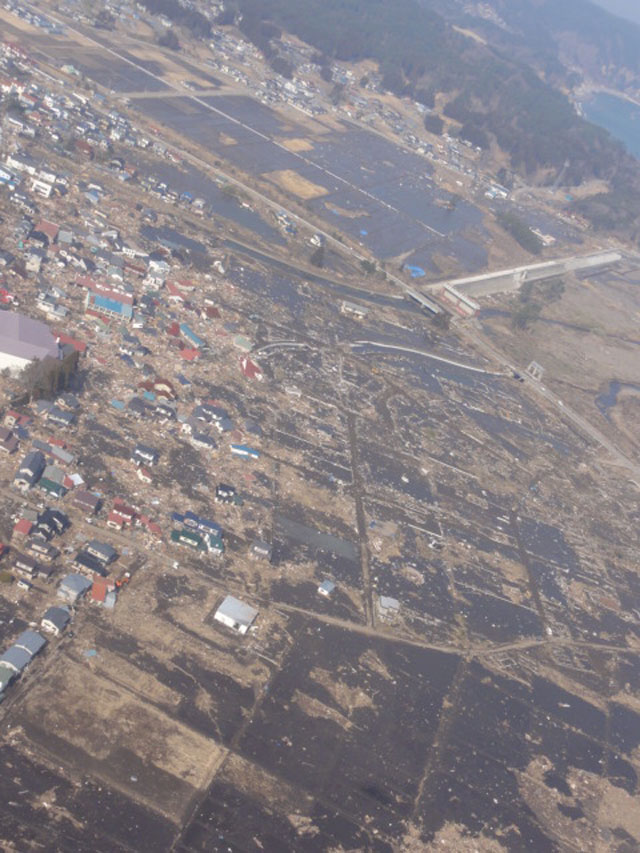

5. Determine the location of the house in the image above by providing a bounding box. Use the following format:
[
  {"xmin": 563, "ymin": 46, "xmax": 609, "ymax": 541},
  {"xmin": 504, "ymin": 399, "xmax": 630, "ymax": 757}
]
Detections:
[
  {"xmin": 179, "ymin": 323, "xmax": 205, "ymax": 350},
  {"xmin": 214, "ymin": 595, "xmax": 258, "ymax": 634},
  {"xmin": 0, "ymin": 431, "xmax": 19, "ymax": 454},
  {"xmin": 131, "ymin": 443, "xmax": 158, "ymax": 466},
  {"xmin": 14, "ymin": 553, "xmax": 40, "ymax": 578},
  {"xmin": 341, "ymin": 300, "xmax": 369, "ymax": 319},
  {"xmin": 378, "ymin": 595, "xmax": 400, "ymax": 619},
  {"xmin": 14, "ymin": 450, "xmax": 46, "ymax": 490},
  {"xmin": 215, "ymin": 483, "xmax": 236, "ymax": 504},
  {"xmin": 170, "ymin": 528, "xmax": 206, "ymax": 551},
  {"xmin": 137, "ymin": 467, "xmax": 153, "ymax": 483},
  {"xmin": 0, "ymin": 312, "xmax": 63, "ymax": 375},
  {"xmin": 37, "ymin": 508, "xmax": 69, "ymax": 537},
  {"xmin": 57, "ymin": 573, "xmax": 92, "ymax": 603},
  {"xmin": 27, "ymin": 539, "xmax": 58, "ymax": 562},
  {"xmin": 85, "ymin": 540, "xmax": 117, "ymax": 565},
  {"xmin": 13, "ymin": 518, "xmax": 33, "ymax": 539},
  {"xmin": 251, "ymin": 540, "xmax": 272, "ymax": 561},
  {"xmin": 318, "ymin": 579, "xmax": 336, "ymax": 597},
  {"xmin": 41, "ymin": 605, "xmax": 70, "ymax": 636},
  {"xmin": 90, "ymin": 574, "xmax": 114, "ymax": 605},
  {"xmin": 73, "ymin": 550, "xmax": 107, "ymax": 576},
  {"xmin": 111, "ymin": 500, "xmax": 137, "ymax": 526},
  {"xmin": 0, "ymin": 645, "xmax": 32, "ymax": 674},
  {"xmin": 240, "ymin": 356, "xmax": 263, "ymax": 380},
  {"xmin": 39, "ymin": 463, "xmax": 68, "ymax": 498},
  {"xmin": 14, "ymin": 629, "xmax": 46, "ymax": 657},
  {"xmin": 85, "ymin": 284, "xmax": 134, "ymax": 322},
  {"xmin": 230, "ymin": 444, "xmax": 260, "ymax": 460},
  {"xmin": 205, "ymin": 533, "xmax": 225, "ymax": 556},
  {"xmin": 191, "ymin": 431, "xmax": 217, "ymax": 450},
  {"xmin": 73, "ymin": 489, "xmax": 101, "ymax": 515},
  {"xmin": 46, "ymin": 406, "xmax": 75, "ymax": 428},
  {"xmin": 106, "ymin": 511, "xmax": 124, "ymax": 531}
]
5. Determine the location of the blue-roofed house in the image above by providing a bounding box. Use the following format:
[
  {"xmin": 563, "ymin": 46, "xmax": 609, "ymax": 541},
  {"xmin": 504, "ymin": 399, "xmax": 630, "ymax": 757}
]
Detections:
[
  {"xmin": 179, "ymin": 323, "xmax": 205, "ymax": 350},
  {"xmin": 57, "ymin": 573, "xmax": 92, "ymax": 603},
  {"xmin": 0, "ymin": 645, "xmax": 32, "ymax": 673},
  {"xmin": 15, "ymin": 629, "xmax": 46, "ymax": 657}
]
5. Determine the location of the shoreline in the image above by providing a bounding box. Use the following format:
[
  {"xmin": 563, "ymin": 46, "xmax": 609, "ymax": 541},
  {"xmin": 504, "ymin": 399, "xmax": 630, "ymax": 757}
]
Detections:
[{"xmin": 574, "ymin": 84, "xmax": 640, "ymax": 110}]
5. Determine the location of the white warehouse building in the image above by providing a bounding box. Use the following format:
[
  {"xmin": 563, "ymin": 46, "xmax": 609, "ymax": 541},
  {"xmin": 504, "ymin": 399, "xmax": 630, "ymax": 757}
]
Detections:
[{"xmin": 0, "ymin": 312, "xmax": 63, "ymax": 375}]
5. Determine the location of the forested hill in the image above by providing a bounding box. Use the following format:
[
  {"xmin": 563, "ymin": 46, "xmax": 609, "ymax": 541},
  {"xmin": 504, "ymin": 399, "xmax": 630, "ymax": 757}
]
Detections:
[
  {"xmin": 421, "ymin": 0, "xmax": 640, "ymax": 94},
  {"xmin": 228, "ymin": 0, "xmax": 640, "ymax": 236}
]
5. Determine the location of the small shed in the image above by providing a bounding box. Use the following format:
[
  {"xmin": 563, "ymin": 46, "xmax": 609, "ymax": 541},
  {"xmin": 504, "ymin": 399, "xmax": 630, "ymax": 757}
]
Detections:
[
  {"xmin": 318, "ymin": 579, "xmax": 336, "ymax": 597},
  {"xmin": 214, "ymin": 595, "xmax": 258, "ymax": 635},
  {"xmin": 378, "ymin": 595, "xmax": 400, "ymax": 619}
]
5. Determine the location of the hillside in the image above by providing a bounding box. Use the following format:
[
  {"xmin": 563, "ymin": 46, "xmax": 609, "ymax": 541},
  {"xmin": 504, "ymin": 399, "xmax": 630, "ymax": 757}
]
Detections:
[
  {"xmin": 227, "ymin": 0, "xmax": 640, "ymax": 238},
  {"xmin": 422, "ymin": 0, "xmax": 640, "ymax": 95}
]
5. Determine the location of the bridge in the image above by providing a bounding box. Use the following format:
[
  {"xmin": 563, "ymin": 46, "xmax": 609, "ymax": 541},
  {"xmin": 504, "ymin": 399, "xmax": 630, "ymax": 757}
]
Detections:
[{"xmin": 424, "ymin": 250, "xmax": 623, "ymax": 299}]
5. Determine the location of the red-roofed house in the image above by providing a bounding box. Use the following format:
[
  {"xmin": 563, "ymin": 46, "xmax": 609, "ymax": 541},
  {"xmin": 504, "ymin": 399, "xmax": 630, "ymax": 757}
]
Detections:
[
  {"xmin": 137, "ymin": 467, "xmax": 152, "ymax": 484},
  {"xmin": 55, "ymin": 332, "xmax": 87, "ymax": 355},
  {"xmin": 34, "ymin": 220, "xmax": 59, "ymax": 243},
  {"xmin": 180, "ymin": 348, "xmax": 199, "ymax": 361},
  {"xmin": 106, "ymin": 511, "xmax": 124, "ymax": 531},
  {"xmin": 13, "ymin": 518, "xmax": 33, "ymax": 538},
  {"xmin": 166, "ymin": 282, "xmax": 185, "ymax": 303},
  {"xmin": 240, "ymin": 356, "xmax": 263, "ymax": 381}
]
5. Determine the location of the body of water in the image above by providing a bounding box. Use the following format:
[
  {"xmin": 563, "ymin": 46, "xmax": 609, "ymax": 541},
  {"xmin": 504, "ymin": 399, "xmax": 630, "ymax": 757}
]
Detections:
[{"xmin": 582, "ymin": 91, "xmax": 640, "ymax": 160}]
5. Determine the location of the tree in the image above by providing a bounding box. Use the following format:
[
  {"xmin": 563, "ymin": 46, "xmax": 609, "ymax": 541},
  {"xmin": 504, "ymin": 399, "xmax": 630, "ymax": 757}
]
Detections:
[
  {"xmin": 330, "ymin": 82, "xmax": 345, "ymax": 106},
  {"xmin": 158, "ymin": 28, "xmax": 180, "ymax": 50},
  {"xmin": 511, "ymin": 301, "xmax": 541, "ymax": 329},
  {"xmin": 270, "ymin": 55, "xmax": 294, "ymax": 78},
  {"xmin": 310, "ymin": 245, "xmax": 325, "ymax": 267},
  {"xmin": 414, "ymin": 87, "xmax": 435, "ymax": 108},
  {"xmin": 432, "ymin": 310, "xmax": 450, "ymax": 330},
  {"xmin": 424, "ymin": 113, "xmax": 444, "ymax": 135}
]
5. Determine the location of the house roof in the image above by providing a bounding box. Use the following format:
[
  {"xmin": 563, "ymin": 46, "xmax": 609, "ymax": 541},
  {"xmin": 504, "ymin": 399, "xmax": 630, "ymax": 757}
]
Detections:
[
  {"xmin": 215, "ymin": 595, "xmax": 258, "ymax": 628},
  {"xmin": 15, "ymin": 629, "xmax": 46, "ymax": 656},
  {"xmin": 14, "ymin": 518, "xmax": 33, "ymax": 536},
  {"xmin": 42, "ymin": 605, "xmax": 70, "ymax": 630},
  {"xmin": 0, "ymin": 311, "xmax": 61, "ymax": 363},
  {"xmin": 34, "ymin": 219, "xmax": 59, "ymax": 241},
  {"xmin": 91, "ymin": 576, "xmax": 108, "ymax": 602},
  {"xmin": 0, "ymin": 645, "xmax": 31, "ymax": 671},
  {"xmin": 74, "ymin": 489, "xmax": 100, "ymax": 510},
  {"xmin": 59, "ymin": 573, "xmax": 92, "ymax": 594}
]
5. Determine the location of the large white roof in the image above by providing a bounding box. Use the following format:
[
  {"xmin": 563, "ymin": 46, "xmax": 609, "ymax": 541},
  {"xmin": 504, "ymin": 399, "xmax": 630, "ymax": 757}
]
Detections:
[{"xmin": 0, "ymin": 311, "xmax": 61, "ymax": 363}]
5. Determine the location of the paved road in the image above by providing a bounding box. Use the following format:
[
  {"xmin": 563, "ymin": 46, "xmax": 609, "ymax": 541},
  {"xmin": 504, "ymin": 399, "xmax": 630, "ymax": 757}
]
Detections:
[
  {"xmin": 464, "ymin": 324, "xmax": 640, "ymax": 482},
  {"xmin": 350, "ymin": 340, "xmax": 501, "ymax": 374}
]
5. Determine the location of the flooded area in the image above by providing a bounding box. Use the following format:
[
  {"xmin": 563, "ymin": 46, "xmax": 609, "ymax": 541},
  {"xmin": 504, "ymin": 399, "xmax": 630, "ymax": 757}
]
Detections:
[{"xmin": 135, "ymin": 94, "xmax": 489, "ymax": 272}]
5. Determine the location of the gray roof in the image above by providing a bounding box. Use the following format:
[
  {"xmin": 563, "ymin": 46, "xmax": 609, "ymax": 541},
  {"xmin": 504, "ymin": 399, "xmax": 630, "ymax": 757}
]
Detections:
[
  {"xmin": 215, "ymin": 595, "xmax": 258, "ymax": 628},
  {"xmin": 42, "ymin": 605, "xmax": 70, "ymax": 630},
  {"xmin": 87, "ymin": 540, "xmax": 117, "ymax": 560},
  {"xmin": 15, "ymin": 629, "xmax": 46, "ymax": 656},
  {"xmin": 0, "ymin": 311, "xmax": 61, "ymax": 363},
  {"xmin": 0, "ymin": 645, "xmax": 32, "ymax": 672},
  {"xmin": 0, "ymin": 663, "xmax": 14, "ymax": 690},
  {"xmin": 59, "ymin": 574, "xmax": 92, "ymax": 594}
]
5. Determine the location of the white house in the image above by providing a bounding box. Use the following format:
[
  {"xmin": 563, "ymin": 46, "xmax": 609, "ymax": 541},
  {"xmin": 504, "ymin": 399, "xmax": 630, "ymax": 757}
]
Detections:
[{"xmin": 214, "ymin": 595, "xmax": 258, "ymax": 634}]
